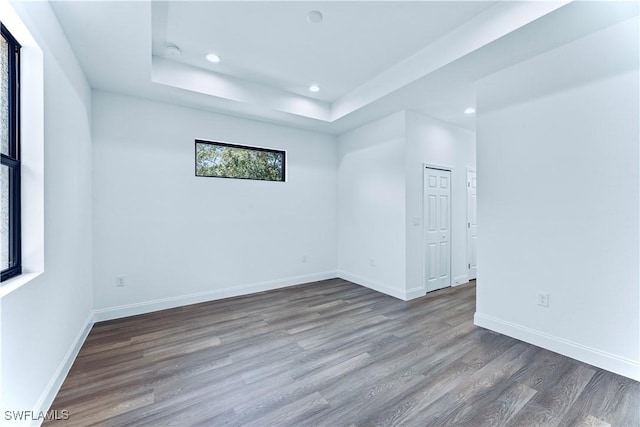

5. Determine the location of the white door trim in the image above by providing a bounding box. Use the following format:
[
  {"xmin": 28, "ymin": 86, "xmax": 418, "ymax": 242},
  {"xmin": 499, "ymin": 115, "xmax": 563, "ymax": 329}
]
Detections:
[
  {"xmin": 467, "ymin": 168, "xmax": 477, "ymax": 280},
  {"xmin": 423, "ymin": 164, "xmax": 453, "ymax": 293}
]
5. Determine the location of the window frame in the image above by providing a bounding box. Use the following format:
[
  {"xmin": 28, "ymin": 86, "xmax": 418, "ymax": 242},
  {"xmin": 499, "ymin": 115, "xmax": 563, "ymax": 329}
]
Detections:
[
  {"xmin": 194, "ymin": 139, "xmax": 286, "ymax": 182},
  {"xmin": 1, "ymin": 23, "xmax": 22, "ymax": 282}
]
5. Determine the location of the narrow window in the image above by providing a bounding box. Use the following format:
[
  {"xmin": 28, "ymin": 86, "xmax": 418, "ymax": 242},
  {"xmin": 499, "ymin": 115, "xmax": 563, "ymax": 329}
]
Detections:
[
  {"xmin": 1, "ymin": 24, "xmax": 21, "ymax": 282},
  {"xmin": 195, "ymin": 140, "xmax": 285, "ymax": 182}
]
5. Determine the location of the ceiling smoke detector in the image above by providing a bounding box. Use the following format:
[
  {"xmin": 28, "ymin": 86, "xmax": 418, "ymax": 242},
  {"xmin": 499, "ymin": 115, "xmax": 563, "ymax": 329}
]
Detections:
[
  {"xmin": 307, "ymin": 11, "xmax": 323, "ymax": 23},
  {"xmin": 165, "ymin": 44, "xmax": 181, "ymax": 57}
]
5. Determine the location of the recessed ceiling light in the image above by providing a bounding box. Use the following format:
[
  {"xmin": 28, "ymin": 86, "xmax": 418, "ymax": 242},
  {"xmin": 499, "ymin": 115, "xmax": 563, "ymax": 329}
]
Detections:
[
  {"xmin": 307, "ymin": 11, "xmax": 323, "ymax": 23},
  {"xmin": 166, "ymin": 44, "xmax": 181, "ymax": 56},
  {"xmin": 205, "ymin": 52, "xmax": 221, "ymax": 63},
  {"xmin": 464, "ymin": 107, "xmax": 476, "ymax": 115},
  {"xmin": 309, "ymin": 84, "xmax": 320, "ymax": 93}
]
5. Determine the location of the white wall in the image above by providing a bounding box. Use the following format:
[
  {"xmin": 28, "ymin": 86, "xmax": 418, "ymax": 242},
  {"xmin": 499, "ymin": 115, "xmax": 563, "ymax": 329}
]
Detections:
[
  {"xmin": 92, "ymin": 92, "xmax": 337, "ymax": 318},
  {"xmin": 1, "ymin": 1, "xmax": 93, "ymax": 421},
  {"xmin": 337, "ymin": 111, "xmax": 475, "ymax": 300},
  {"xmin": 475, "ymin": 17, "xmax": 639, "ymax": 380},
  {"xmin": 405, "ymin": 112, "xmax": 475, "ymax": 297},
  {"xmin": 337, "ymin": 112, "xmax": 407, "ymax": 299}
]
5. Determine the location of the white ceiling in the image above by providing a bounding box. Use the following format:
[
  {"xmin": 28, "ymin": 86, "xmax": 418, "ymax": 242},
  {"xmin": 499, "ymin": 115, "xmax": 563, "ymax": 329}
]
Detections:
[
  {"xmin": 49, "ymin": 1, "xmax": 639, "ymax": 135},
  {"xmin": 152, "ymin": 1, "xmax": 496, "ymax": 103}
]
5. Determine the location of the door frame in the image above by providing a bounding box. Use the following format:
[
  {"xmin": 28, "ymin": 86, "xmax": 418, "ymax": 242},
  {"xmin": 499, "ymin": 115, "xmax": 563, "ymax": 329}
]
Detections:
[
  {"xmin": 423, "ymin": 164, "xmax": 453, "ymax": 293},
  {"xmin": 465, "ymin": 167, "xmax": 478, "ymax": 280},
  {"xmin": 466, "ymin": 167, "xmax": 477, "ymax": 280}
]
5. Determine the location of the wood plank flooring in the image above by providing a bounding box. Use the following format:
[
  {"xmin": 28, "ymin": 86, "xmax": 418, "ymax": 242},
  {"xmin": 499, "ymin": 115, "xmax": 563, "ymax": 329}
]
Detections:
[{"xmin": 45, "ymin": 279, "xmax": 639, "ymax": 426}]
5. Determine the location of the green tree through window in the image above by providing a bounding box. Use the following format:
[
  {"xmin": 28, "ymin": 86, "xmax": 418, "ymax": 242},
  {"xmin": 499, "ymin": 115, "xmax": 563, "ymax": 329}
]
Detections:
[{"xmin": 195, "ymin": 141, "xmax": 285, "ymax": 182}]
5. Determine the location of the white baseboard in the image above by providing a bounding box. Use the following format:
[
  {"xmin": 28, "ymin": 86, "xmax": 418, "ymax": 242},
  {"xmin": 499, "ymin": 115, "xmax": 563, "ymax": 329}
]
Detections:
[
  {"xmin": 30, "ymin": 312, "xmax": 94, "ymax": 427},
  {"xmin": 405, "ymin": 286, "xmax": 426, "ymax": 300},
  {"xmin": 337, "ymin": 270, "xmax": 409, "ymax": 300},
  {"xmin": 474, "ymin": 312, "xmax": 640, "ymax": 381},
  {"xmin": 93, "ymin": 271, "xmax": 338, "ymax": 322},
  {"xmin": 453, "ymin": 274, "xmax": 470, "ymax": 286}
]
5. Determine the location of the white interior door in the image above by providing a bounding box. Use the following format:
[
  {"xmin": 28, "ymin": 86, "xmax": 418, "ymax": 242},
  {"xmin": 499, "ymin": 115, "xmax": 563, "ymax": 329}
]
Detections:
[
  {"xmin": 424, "ymin": 167, "xmax": 451, "ymax": 293},
  {"xmin": 467, "ymin": 170, "xmax": 478, "ymax": 280}
]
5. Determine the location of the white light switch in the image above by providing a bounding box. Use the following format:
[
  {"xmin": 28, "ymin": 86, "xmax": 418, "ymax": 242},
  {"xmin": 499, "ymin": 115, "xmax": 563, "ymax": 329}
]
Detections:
[{"xmin": 413, "ymin": 217, "xmax": 421, "ymax": 226}]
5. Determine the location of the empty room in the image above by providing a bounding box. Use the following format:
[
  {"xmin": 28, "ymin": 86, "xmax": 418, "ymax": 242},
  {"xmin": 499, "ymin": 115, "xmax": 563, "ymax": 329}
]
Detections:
[{"xmin": 1, "ymin": 1, "xmax": 639, "ymax": 426}]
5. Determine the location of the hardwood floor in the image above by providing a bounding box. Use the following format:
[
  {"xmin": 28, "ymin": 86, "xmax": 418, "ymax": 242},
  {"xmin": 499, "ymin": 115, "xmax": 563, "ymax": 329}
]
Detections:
[{"xmin": 45, "ymin": 279, "xmax": 639, "ymax": 426}]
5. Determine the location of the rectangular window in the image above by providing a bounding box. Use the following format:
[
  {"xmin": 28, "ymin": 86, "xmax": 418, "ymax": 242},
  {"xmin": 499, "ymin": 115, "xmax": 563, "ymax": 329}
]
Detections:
[
  {"xmin": 195, "ymin": 140, "xmax": 285, "ymax": 182},
  {"xmin": 1, "ymin": 24, "xmax": 21, "ymax": 282}
]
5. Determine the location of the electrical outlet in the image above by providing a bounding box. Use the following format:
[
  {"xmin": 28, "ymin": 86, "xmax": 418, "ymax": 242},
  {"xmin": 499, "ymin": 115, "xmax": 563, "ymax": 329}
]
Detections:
[
  {"xmin": 116, "ymin": 276, "xmax": 125, "ymax": 287},
  {"xmin": 302, "ymin": 255, "xmax": 307, "ymax": 263},
  {"xmin": 537, "ymin": 292, "xmax": 549, "ymax": 307},
  {"xmin": 369, "ymin": 258, "xmax": 376, "ymax": 267}
]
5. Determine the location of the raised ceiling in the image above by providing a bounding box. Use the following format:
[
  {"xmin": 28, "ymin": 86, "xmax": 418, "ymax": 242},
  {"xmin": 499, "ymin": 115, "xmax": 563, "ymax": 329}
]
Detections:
[
  {"xmin": 152, "ymin": 1, "xmax": 496, "ymax": 103},
  {"xmin": 48, "ymin": 1, "xmax": 639, "ymax": 134}
]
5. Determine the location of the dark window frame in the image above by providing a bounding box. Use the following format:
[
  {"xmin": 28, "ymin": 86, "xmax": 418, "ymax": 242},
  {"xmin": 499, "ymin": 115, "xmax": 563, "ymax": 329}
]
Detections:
[
  {"xmin": 1, "ymin": 24, "xmax": 22, "ymax": 282},
  {"xmin": 194, "ymin": 139, "xmax": 286, "ymax": 182}
]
